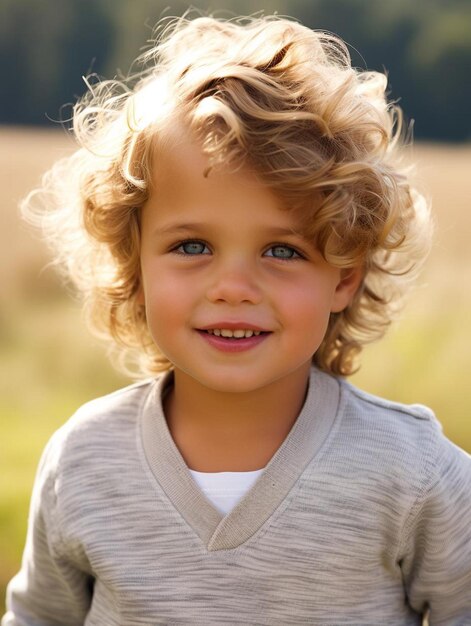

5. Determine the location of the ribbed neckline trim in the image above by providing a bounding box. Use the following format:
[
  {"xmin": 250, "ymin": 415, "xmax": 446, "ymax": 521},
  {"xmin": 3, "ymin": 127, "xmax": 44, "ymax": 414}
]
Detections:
[{"xmin": 140, "ymin": 367, "xmax": 341, "ymax": 551}]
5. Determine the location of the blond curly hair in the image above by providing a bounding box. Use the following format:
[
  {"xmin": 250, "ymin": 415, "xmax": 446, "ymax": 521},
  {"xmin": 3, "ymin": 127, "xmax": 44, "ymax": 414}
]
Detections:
[{"xmin": 23, "ymin": 14, "xmax": 432, "ymax": 378}]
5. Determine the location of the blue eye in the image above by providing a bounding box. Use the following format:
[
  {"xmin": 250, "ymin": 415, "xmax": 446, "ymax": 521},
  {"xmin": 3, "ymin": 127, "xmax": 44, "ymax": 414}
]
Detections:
[
  {"xmin": 176, "ymin": 240, "xmax": 210, "ymax": 255},
  {"xmin": 265, "ymin": 245, "xmax": 301, "ymax": 259}
]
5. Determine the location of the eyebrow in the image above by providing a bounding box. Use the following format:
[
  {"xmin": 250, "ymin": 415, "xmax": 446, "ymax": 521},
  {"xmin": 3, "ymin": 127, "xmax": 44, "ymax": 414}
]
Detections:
[
  {"xmin": 152, "ymin": 222, "xmax": 306, "ymax": 239},
  {"xmin": 152, "ymin": 222, "xmax": 207, "ymax": 237}
]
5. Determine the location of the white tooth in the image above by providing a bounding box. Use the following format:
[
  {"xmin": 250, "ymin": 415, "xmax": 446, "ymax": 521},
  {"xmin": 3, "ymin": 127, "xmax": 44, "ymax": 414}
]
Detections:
[
  {"xmin": 254, "ymin": 331, "xmax": 261, "ymax": 336},
  {"xmin": 233, "ymin": 329, "xmax": 245, "ymax": 338},
  {"xmin": 213, "ymin": 329, "xmax": 221, "ymax": 336},
  {"xmin": 206, "ymin": 329, "xmax": 214, "ymax": 335},
  {"xmin": 244, "ymin": 330, "xmax": 254, "ymax": 338},
  {"xmin": 221, "ymin": 329, "xmax": 234, "ymax": 337}
]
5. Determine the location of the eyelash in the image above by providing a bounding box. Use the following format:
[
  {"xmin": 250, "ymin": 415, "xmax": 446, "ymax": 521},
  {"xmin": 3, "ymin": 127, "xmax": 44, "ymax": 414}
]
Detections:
[
  {"xmin": 172, "ymin": 240, "xmax": 211, "ymax": 256},
  {"xmin": 265, "ymin": 245, "xmax": 303, "ymax": 260},
  {"xmin": 170, "ymin": 239, "xmax": 305, "ymax": 260}
]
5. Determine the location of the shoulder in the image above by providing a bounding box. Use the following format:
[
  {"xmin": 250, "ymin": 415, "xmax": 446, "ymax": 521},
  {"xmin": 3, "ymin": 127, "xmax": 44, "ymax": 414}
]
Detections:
[
  {"xmin": 70, "ymin": 377, "xmax": 155, "ymax": 426},
  {"xmin": 340, "ymin": 377, "xmax": 436, "ymax": 423},
  {"xmin": 335, "ymin": 376, "xmax": 470, "ymax": 487},
  {"xmin": 27, "ymin": 376, "xmax": 168, "ymax": 562},
  {"xmin": 34, "ymin": 375, "xmax": 169, "ymax": 520},
  {"xmin": 40, "ymin": 377, "xmax": 161, "ymax": 481},
  {"xmin": 338, "ymin": 376, "xmax": 440, "ymax": 442},
  {"xmin": 62, "ymin": 378, "xmax": 154, "ymax": 440}
]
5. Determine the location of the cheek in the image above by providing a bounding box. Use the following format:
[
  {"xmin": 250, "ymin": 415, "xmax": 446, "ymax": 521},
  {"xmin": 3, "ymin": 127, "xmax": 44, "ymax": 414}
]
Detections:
[
  {"xmin": 143, "ymin": 281, "xmax": 185, "ymax": 353},
  {"xmin": 289, "ymin": 293, "xmax": 330, "ymax": 326},
  {"xmin": 279, "ymin": 276, "xmax": 336, "ymax": 315},
  {"xmin": 143, "ymin": 269, "xmax": 194, "ymax": 324}
]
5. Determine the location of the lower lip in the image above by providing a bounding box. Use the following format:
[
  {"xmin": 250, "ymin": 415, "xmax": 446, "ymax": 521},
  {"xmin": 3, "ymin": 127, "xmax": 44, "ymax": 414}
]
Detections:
[{"xmin": 196, "ymin": 330, "xmax": 270, "ymax": 353}]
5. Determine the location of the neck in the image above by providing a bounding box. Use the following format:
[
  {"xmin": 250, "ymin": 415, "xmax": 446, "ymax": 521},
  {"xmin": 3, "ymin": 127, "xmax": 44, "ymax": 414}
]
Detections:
[{"xmin": 163, "ymin": 364, "xmax": 312, "ymax": 472}]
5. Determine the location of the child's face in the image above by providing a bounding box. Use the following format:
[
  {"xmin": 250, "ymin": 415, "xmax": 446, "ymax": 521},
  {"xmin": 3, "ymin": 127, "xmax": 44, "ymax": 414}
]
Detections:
[{"xmin": 139, "ymin": 134, "xmax": 359, "ymax": 394}]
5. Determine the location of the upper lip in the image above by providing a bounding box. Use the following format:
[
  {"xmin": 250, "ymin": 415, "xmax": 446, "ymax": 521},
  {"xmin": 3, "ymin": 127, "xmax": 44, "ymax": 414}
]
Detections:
[{"xmin": 197, "ymin": 322, "xmax": 270, "ymax": 332}]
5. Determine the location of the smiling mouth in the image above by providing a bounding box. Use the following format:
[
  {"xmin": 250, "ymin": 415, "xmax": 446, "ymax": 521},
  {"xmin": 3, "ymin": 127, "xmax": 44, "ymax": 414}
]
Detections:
[{"xmin": 205, "ymin": 329, "xmax": 264, "ymax": 339}]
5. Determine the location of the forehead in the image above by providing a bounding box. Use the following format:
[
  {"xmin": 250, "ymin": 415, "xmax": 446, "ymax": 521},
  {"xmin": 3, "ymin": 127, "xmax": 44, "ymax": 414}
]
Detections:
[
  {"xmin": 141, "ymin": 119, "xmax": 330, "ymax": 248},
  {"xmin": 144, "ymin": 127, "xmax": 305, "ymax": 231},
  {"xmin": 150, "ymin": 126, "xmax": 266, "ymax": 195}
]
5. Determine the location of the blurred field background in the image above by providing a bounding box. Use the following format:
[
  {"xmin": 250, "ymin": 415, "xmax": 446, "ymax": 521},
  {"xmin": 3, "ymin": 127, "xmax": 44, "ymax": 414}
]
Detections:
[{"xmin": 1, "ymin": 0, "xmax": 470, "ymax": 614}]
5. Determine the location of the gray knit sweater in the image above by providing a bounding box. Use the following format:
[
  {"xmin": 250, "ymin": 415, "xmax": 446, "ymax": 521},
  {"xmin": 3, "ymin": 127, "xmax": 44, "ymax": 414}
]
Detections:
[{"xmin": 3, "ymin": 368, "xmax": 471, "ymax": 625}]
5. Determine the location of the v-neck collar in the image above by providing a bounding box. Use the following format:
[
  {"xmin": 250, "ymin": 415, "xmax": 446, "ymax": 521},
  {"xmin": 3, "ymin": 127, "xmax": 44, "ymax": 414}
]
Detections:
[{"xmin": 140, "ymin": 367, "xmax": 340, "ymax": 551}]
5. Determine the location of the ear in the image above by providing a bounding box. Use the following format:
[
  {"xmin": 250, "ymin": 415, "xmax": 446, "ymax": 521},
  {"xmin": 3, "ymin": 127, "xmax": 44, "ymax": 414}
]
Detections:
[{"xmin": 330, "ymin": 266, "xmax": 363, "ymax": 313}]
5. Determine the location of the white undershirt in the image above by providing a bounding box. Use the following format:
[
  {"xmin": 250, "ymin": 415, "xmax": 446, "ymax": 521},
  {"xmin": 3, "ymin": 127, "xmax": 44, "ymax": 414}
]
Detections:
[{"xmin": 189, "ymin": 468, "xmax": 265, "ymax": 515}]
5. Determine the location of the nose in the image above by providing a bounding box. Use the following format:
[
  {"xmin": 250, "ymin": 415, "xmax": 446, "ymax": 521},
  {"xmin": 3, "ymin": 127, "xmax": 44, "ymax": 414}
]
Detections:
[{"xmin": 205, "ymin": 257, "xmax": 263, "ymax": 305}]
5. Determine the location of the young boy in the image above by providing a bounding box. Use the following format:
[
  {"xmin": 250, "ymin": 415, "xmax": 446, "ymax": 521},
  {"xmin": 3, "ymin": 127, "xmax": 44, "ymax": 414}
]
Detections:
[{"xmin": 3, "ymin": 14, "xmax": 471, "ymax": 625}]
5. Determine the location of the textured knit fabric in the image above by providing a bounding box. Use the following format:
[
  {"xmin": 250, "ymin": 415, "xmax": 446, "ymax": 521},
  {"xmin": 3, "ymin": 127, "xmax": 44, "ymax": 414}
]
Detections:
[{"xmin": 3, "ymin": 367, "xmax": 471, "ymax": 625}]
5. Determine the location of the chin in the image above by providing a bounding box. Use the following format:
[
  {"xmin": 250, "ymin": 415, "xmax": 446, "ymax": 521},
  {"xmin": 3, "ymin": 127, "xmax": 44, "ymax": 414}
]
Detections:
[
  {"xmin": 175, "ymin": 367, "xmax": 267, "ymax": 395},
  {"xmin": 199, "ymin": 376, "xmax": 263, "ymax": 395}
]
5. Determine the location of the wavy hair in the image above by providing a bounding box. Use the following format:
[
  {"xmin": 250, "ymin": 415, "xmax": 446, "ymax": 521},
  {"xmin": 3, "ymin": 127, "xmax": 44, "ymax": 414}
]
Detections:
[{"xmin": 22, "ymin": 14, "xmax": 432, "ymax": 377}]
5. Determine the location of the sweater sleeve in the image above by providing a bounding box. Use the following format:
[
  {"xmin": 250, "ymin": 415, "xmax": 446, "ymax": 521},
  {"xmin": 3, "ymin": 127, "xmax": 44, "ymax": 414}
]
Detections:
[
  {"xmin": 399, "ymin": 429, "xmax": 471, "ymax": 625},
  {"xmin": 2, "ymin": 433, "xmax": 93, "ymax": 626}
]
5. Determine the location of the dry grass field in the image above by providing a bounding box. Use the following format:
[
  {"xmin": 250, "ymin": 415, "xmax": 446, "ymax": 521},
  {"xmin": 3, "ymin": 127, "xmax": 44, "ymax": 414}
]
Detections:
[{"xmin": 1, "ymin": 126, "xmax": 470, "ymax": 614}]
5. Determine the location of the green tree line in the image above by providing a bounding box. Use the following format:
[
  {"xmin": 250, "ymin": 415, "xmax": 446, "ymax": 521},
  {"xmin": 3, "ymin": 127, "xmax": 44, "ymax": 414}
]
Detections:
[{"xmin": 1, "ymin": 0, "xmax": 470, "ymax": 141}]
